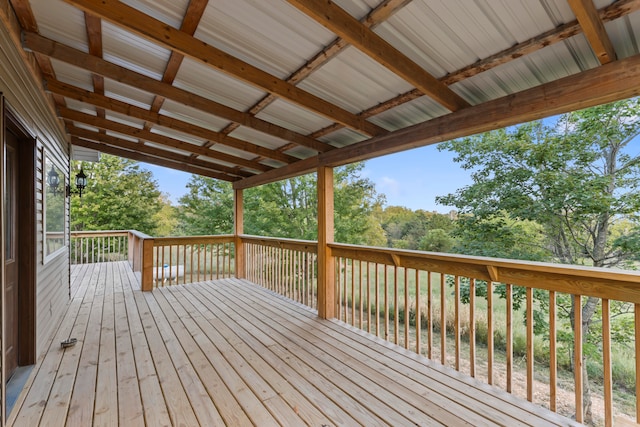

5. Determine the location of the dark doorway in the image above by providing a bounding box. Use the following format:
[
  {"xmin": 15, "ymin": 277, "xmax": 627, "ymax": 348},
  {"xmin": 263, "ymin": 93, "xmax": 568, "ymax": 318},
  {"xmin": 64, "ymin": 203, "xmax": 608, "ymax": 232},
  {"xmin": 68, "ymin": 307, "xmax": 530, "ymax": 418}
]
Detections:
[{"xmin": 4, "ymin": 111, "xmax": 36, "ymax": 382}]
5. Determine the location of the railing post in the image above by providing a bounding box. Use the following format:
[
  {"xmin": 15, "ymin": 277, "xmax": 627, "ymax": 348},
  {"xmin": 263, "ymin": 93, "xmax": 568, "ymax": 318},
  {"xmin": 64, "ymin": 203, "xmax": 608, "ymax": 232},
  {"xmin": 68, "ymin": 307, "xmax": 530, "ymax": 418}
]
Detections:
[
  {"xmin": 234, "ymin": 188, "xmax": 245, "ymax": 279},
  {"xmin": 127, "ymin": 231, "xmax": 134, "ymax": 269},
  {"xmin": 141, "ymin": 238, "xmax": 154, "ymax": 291},
  {"xmin": 317, "ymin": 166, "xmax": 335, "ymax": 319}
]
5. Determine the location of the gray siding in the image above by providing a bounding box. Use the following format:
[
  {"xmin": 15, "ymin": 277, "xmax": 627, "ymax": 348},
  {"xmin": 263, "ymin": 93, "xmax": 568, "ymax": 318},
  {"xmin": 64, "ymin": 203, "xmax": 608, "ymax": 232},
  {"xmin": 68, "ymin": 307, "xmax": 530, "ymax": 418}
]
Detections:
[{"xmin": 0, "ymin": 14, "xmax": 71, "ymax": 359}]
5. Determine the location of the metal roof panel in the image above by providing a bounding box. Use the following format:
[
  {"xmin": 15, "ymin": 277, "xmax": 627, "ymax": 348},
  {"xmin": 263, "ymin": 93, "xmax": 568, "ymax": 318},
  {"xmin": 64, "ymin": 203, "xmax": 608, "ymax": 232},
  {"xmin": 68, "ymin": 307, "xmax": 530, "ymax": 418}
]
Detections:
[{"xmin": 173, "ymin": 57, "xmax": 267, "ymax": 112}]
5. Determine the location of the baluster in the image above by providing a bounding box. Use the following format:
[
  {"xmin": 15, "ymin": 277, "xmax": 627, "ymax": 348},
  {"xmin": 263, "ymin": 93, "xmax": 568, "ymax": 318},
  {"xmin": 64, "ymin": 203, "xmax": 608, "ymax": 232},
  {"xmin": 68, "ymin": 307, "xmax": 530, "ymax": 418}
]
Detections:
[
  {"xmin": 427, "ymin": 271, "xmax": 432, "ymax": 359},
  {"xmin": 506, "ymin": 283, "xmax": 513, "ymax": 393},
  {"xmin": 454, "ymin": 275, "xmax": 460, "ymax": 371},
  {"xmin": 394, "ymin": 266, "xmax": 399, "ymax": 345},
  {"xmin": 549, "ymin": 291, "xmax": 557, "ymax": 411},
  {"xmin": 602, "ymin": 298, "xmax": 612, "ymax": 427},
  {"xmin": 351, "ymin": 260, "xmax": 356, "ymax": 326},
  {"xmin": 574, "ymin": 294, "xmax": 583, "ymax": 423},
  {"xmin": 415, "ymin": 269, "xmax": 420, "ymax": 355},
  {"xmin": 487, "ymin": 281, "xmax": 494, "ymax": 385},
  {"xmin": 440, "ymin": 273, "xmax": 446, "ymax": 365},
  {"xmin": 469, "ymin": 278, "xmax": 476, "ymax": 377},
  {"xmin": 384, "ymin": 264, "xmax": 389, "ymax": 342},
  {"xmin": 375, "ymin": 263, "xmax": 380, "ymax": 338},
  {"xmin": 526, "ymin": 286, "xmax": 534, "ymax": 402},
  {"xmin": 635, "ymin": 303, "xmax": 640, "ymax": 423},
  {"xmin": 404, "ymin": 268, "xmax": 409, "ymax": 349},
  {"xmin": 359, "ymin": 260, "xmax": 364, "ymax": 330}
]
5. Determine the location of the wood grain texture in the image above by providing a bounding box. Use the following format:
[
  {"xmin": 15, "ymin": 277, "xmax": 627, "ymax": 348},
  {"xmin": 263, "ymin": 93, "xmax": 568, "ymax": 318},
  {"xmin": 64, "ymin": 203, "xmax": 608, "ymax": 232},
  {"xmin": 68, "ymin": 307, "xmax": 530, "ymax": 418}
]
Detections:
[
  {"xmin": 10, "ymin": 261, "xmax": 582, "ymax": 426},
  {"xmin": 567, "ymin": 0, "xmax": 616, "ymax": 64},
  {"xmin": 63, "ymin": 0, "xmax": 387, "ymax": 137}
]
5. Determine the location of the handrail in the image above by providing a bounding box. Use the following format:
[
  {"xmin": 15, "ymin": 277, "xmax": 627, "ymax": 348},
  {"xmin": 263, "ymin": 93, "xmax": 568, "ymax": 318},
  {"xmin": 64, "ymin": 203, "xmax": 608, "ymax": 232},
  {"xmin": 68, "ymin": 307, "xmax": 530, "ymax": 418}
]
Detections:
[
  {"xmin": 329, "ymin": 243, "xmax": 640, "ymax": 303},
  {"xmin": 240, "ymin": 235, "xmax": 318, "ymax": 252}
]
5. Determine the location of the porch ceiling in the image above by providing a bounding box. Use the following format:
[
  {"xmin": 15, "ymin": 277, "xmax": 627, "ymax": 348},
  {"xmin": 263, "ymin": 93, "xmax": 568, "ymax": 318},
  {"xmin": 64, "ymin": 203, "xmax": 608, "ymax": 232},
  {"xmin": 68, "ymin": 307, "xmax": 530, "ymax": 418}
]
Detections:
[{"xmin": 5, "ymin": 0, "xmax": 640, "ymax": 188}]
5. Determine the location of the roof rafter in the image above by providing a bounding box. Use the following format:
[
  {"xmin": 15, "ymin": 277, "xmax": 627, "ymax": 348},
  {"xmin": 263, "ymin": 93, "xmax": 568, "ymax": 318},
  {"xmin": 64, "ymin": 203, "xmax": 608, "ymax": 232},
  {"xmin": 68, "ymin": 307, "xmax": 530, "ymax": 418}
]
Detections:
[
  {"xmin": 67, "ymin": 125, "xmax": 250, "ymax": 179},
  {"xmin": 23, "ymin": 32, "xmax": 332, "ymax": 154},
  {"xmin": 219, "ymin": 0, "xmax": 411, "ymax": 154},
  {"xmin": 46, "ymin": 79, "xmax": 297, "ymax": 165},
  {"xmin": 310, "ymin": 0, "xmax": 640, "ymax": 139},
  {"xmin": 567, "ymin": 0, "xmax": 616, "ymax": 64},
  {"xmin": 235, "ymin": 50, "xmax": 640, "ymax": 189},
  {"xmin": 63, "ymin": 0, "xmax": 387, "ymax": 137},
  {"xmin": 71, "ymin": 136, "xmax": 239, "ymax": 181},
  {"xmin": 146, "ymin": 0, "xmax": 207, "ymax": 146},
  {"xmin": 58, "ymin": 107, "xmax": 272, "ymax": 172},
  {"xmin": 285, "ymin": 0, "xmax": 469, "ymax": 112}
]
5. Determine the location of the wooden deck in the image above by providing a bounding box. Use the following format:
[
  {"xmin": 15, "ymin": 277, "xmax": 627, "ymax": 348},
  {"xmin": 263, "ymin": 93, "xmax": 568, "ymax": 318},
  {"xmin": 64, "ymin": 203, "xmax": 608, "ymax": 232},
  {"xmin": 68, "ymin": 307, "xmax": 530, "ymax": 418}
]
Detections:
[{"xmin": 8, "ymin": 261, "xmax": 581, "ymax": 427}]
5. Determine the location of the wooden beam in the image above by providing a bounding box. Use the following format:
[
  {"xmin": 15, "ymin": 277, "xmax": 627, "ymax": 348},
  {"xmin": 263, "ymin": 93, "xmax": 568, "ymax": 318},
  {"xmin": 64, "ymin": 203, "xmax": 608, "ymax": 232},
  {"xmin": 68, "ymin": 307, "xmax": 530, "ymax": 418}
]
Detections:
[
  {"xmin": 8, "ymin": 0, "xmax": 37, "ymax": 31},
  {"xmin": 45, "ymin": 79, "xmax": 297, "ymax": 164},
  {"xmin": 58, "ymin": 107, "xmax": 272, "ymax": 172},
  {"xmin": 235, "ymin": 50, "xmax": 640, "ymax": 189},
  {"xmin": 567, "ymin": 0, "xmax": 616, "ymax": 64},
  {"xmin": 286, "ymin": 0, "xmax": 469, "ymax": 112},
  {"xmin": 67, "ymin": 126, "xmax": 251, "ymax": 178},
  {"xmin": 71, "ymin": 137, "xmax": 238, "ymax": 181},
  {"xmin": 218, "ymin": 0, "xmax": 410, "ymax": 158},
  {"xmin": 317, "ymin": 166, "xmax": 335, "ymax": 319},
  {"xmin": 23, "ymin": 32, "xmax": 332, "ymax": 153},
  {"xmin": 63, "ymin": 0, "xmax": 387, "ymax": 137},
  {"xmin": 160, "ymin": 0, "xmax": 208, "ymax": 85}
]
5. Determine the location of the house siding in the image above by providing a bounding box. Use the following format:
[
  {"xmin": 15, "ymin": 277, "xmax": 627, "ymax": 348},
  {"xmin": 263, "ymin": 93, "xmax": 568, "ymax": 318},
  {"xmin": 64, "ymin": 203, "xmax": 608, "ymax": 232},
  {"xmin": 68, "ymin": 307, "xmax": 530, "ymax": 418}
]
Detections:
[{"xmin": 0, "ymin": 9, "xmax": 71, "ymax": 360}]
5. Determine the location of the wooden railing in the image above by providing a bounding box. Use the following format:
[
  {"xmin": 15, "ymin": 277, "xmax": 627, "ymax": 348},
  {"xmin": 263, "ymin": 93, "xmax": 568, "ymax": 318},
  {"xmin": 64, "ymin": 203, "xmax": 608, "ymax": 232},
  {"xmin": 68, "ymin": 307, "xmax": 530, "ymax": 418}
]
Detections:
[
  {"xmin": 140, "ymin": 235, "xmax": 235, "ymax": 290},
  {"xmin": 329, "ymin": 243, "xmax": 640, "ymax": 426},
  {"xmin": 69, "ymin": 230, "xmax": 640, "ymax": 424},
  {"xmin": 70, "ymin": 230, "xmax": 130, "ymax": 264},
  {"xmin": 241, "ymin": 235, "xmax": 318, "ymax": 310}
]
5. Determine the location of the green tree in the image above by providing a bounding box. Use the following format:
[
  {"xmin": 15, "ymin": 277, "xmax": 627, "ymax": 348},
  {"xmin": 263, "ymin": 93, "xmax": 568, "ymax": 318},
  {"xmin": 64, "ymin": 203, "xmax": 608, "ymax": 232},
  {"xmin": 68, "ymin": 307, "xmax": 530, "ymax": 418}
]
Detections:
[
  {"xmin": 437, "ymin": 99, "xmax": 640, "ymax": 422},
  {"xmin": 71, "ymin": 155, "xmax": 163, "ymax": 234},
  {"xmin": 177, "ymin": 177, "xmax": 234, "ymax": 235},
  {"xmin": 247, "ymin": 163, "xmax": 386, "ymax": 244},
  {"xmin": 418, "ymin": 228, "xmax": 455, "ymax": 252},
  {"xmin": 178, "ymin": 163, "xmax": 386, "ymax": 245},
  {"xmin": 380, "ymin": 207, "xmax": 455, "ymax": 250},
  {"xmin": 153, "ymin": 195, "xmax": 179, "ymax": 236}
]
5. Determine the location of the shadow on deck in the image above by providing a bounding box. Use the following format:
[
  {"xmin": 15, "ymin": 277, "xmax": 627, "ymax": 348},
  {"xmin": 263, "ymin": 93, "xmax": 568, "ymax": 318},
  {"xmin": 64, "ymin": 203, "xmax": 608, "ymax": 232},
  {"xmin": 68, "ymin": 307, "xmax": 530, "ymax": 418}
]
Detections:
[{"xmin": 8, "ymin": 261, "xmax": 580, "ymax": 426}]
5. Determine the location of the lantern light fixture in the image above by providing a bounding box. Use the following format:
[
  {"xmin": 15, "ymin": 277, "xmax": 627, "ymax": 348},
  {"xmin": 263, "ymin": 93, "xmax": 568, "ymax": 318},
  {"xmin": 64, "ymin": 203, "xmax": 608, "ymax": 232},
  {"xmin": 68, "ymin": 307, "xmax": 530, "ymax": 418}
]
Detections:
[{"xmin": 46, "ymin": 165, "xmax": 88, "ymax": 197}]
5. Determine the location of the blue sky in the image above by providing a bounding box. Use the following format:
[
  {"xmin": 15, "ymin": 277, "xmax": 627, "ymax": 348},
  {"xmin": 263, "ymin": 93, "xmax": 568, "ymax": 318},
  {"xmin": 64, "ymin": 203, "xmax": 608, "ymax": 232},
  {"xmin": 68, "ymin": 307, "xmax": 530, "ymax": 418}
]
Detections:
[{"xmin": 141, "ymin": 143, "xmax": 472, "ymax": 212}]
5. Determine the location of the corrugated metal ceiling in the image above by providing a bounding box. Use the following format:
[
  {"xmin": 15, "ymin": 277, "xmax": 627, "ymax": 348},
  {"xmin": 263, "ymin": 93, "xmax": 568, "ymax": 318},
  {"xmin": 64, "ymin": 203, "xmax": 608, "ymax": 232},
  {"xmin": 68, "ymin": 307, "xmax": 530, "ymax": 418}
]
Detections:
[{"xmin": 14, "ymin": 0, "xmax": 640, "ymax": 184}]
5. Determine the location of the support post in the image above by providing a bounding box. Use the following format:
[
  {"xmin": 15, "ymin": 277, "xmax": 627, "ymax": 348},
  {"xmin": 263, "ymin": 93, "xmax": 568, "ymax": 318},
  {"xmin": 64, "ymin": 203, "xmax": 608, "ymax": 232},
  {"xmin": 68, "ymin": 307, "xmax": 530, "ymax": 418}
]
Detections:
[
  {"xmin": 141, "ymin": 238, "xmax": 154, "ymax": 291},
  {"xmin": 234, "ymin": 188, "xmax": 245, "ymax": 279},
  {"xmin": 317, "ymin": 166, "xmax": 335, "ymax": 319}
]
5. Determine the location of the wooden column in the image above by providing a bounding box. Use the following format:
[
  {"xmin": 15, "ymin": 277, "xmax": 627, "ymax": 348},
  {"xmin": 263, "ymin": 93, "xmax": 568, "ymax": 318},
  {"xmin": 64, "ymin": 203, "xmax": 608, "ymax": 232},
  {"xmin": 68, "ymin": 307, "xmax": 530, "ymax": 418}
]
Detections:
[
  {"xmin": 317, "ymin": 166, "xmax": 335, "ymax": 319},
  {"xmin": 234, "ymin": 188, "xmax": 245, "ymax": 279},
  {"xmin": 141, "ymin": 238, "xmax": 154, "ymax": 291}
]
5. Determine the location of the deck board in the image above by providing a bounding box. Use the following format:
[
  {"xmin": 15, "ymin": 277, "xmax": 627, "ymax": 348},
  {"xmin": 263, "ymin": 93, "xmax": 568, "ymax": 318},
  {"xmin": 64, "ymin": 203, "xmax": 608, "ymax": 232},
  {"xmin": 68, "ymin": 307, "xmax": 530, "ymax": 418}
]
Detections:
[{"xmin": 8, "ymin": 262, "xmax": 583, "ymax": 427}]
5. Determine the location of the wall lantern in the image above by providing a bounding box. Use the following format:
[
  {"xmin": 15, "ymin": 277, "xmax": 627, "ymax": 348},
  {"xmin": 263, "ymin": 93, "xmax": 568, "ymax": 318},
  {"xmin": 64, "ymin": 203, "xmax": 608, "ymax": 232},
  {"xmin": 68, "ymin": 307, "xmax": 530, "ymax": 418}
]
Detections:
[
  {"xmin": 47, "ymin": 165, "xmax": 88, "ymax": 197},
  {"xmin": 46, "ymin": 165, "xmax": 63, "ymax": 196},
  {"xmin": 73, "ymin": 168, "xmax": 87, "ymax": 197}
]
